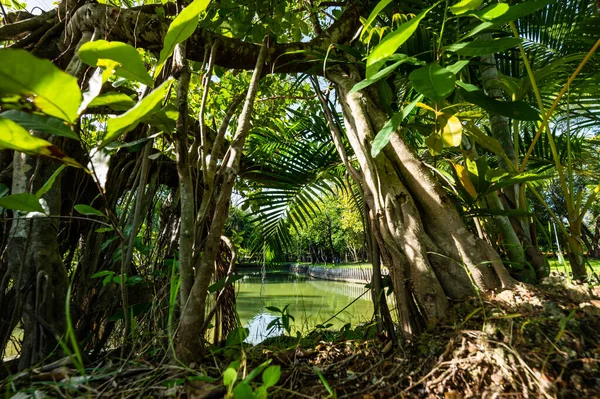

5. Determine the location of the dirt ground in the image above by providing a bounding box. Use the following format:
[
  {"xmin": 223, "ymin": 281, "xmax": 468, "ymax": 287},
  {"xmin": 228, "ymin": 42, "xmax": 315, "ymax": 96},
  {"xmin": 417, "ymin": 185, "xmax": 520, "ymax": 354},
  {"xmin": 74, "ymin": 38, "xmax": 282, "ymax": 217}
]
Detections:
[{"xmin": 3, "ymin": 277, "xmax": 600, "ymax": 398}]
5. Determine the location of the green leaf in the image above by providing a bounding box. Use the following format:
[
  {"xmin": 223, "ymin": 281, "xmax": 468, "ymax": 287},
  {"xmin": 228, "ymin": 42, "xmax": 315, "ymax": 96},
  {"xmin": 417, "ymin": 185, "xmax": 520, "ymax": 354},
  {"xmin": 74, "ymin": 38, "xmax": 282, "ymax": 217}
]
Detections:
[
  {"xmin": 102, "ymin": 79, "xmax": 173, "ymax": 148},
  {"xmin": 471, "ymin": 3, "xmax": 509, "ymax": 21},
  {"xmin": 459, "ymin": 86, "xmax": 540, "ymax": 121},
  {"xmin": 445, "ymin": 38, "xmax": 521, "ymax": 56},
  {"xmin": 155, "ymin": 0, "xmax": 211, "ymax": 78},
  {"xmin": 361, "ymin": 0, "xmax": 393, "ymax": 39},
  {"xmin": 0, "ymin": 117, "xmax": 82, "ymax": 167},
  {"xmin": 262, "ymin": 365, "xmax": 281, "ymax": 388},
  {"xmin": 223, "ymin": 368, "xmax": 238, "ymax": 388},
  {"xmin": 88, "ymin": 92, "xmax": 136, "ymax": 111},
  {"xmin": 425, "ymin": 133, "xmax": 443, "ymax": 155},
  {"xmin": 265, "ymin": 306, "xmax": 281, "ymax": 313},
  {"xmin": 449, "ymin": 0, "xmax": 483, "ymax": 15},
  {"xmin": 79, "ymin": 40, "xmax": 154, "ymax": 87},
  {"xmin": 490, "ymin": 0, "xmax": 556, "ymax": 25},
  {"xmin": 0, "ymin": 184, "xmax": 9, "ymax": 198},
  {"xmin": 371, "ymin": 95, "xmax": 422, "ymax": 158},
  {"xmin": 0, "ymin": 49, "xmax": 82, "ymax": 123},
  {"xmin": 74, "ymin": 204, "xmax": 105, "ymax": 217},
  {"xmin": 445, "ymin": 60, "xmax": 470, "ymax": 75},
  {"xmin": 225, "ymin": 327, "xmax": 249, "ymax": 347},
  {"xmin": 36, "ymin": 165, "xmax": 66, "ymax": 198},
  {"xmin": 0, "ymin": 110, "xmax": 79, "ymax": 140},
  {"xmin": 0, "ymin": 193, "xmax": 44, "ymax": 213},
  {"xmin": 366, "ymin": 3, "xmax": 436, "ymax": 78},
  {"xmin": 350, "ymin": 55, "xmax": 423, "ymax": 93},
  {"xmin": 409, "ymin": 64, "xmax": 455, "ymax": 103},
  {"xmin": 232, "ymin": 382, "xmax": 253, "ymax": 399},
  {"xmin": 91, "ymin": 270, "xmax": 114, "ymax": 279},
  {"xmin": 207, "ymin": 274, "xmax": 244, "ymax": 293}
]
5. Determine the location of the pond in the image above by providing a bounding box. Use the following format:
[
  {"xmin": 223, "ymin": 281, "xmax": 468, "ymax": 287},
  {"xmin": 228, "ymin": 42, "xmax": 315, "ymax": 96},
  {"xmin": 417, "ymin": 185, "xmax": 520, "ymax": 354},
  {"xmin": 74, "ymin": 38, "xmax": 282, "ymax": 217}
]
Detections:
[{"xmin": 235, "ymin": 272, "xmax": 375, "ymax": 344}]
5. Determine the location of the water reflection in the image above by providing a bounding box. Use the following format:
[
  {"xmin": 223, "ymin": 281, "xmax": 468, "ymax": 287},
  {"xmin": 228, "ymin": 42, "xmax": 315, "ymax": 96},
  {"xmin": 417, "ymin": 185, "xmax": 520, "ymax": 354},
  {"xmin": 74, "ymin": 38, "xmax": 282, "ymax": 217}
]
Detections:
[{"xmin": 236, "ymin": 273, "xmax": 374, "ymax": 344}]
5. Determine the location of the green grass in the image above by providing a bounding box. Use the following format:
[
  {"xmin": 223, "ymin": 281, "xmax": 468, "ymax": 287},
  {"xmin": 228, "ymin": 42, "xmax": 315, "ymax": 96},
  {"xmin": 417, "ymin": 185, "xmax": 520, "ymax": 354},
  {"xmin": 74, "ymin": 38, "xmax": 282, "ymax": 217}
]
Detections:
[{"xmin": 547, "ymin": 257, "xmax": 600, "ymax": 276}]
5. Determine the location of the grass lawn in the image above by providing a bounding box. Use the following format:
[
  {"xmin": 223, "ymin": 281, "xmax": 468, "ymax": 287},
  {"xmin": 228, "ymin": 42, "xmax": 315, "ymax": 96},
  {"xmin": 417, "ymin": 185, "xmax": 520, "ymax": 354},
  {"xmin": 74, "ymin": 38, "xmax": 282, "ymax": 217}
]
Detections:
[{"xmin": 547, "ymin": 257, "xmax": 600, "ymax": 277}]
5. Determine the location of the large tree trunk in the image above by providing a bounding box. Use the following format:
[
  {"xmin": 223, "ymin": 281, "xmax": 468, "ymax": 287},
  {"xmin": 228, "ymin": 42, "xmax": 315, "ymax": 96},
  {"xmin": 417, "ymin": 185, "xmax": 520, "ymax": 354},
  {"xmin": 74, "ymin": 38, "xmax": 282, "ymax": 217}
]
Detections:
[
  {"xmin": 4, "ymin": 146, "xmax": 68, "ymax": 370},
  {"xmin": 328, "ymin": 67, "xmax": 513, "ymax": 334}
]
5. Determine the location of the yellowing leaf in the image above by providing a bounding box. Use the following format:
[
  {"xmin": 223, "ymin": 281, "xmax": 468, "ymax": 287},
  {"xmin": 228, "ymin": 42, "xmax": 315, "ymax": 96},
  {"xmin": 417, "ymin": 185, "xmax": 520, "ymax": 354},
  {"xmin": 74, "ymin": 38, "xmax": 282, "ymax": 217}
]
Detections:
[
  {"xmin": 453, "ymin": 162, "xmax": 477, "ymax": 198},
  {"xmin": 0, "ymin": 117, "xmax": 82, "ymax": 167},
  {"xmin": 439, "ymin": 114, "xmax": 462, "ymax": 147}
]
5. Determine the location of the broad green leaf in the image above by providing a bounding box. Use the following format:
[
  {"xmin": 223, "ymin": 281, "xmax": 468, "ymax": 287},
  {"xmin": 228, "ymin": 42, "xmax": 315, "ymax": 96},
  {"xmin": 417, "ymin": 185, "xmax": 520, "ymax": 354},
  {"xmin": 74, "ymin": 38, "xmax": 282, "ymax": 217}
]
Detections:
[
  {"xmin": 449, "ymin": 0, "xmax": 483, "ymax": 15},
  {"xmin": 0, "ymin": 117, "xmax": 82, "ymax": 167},
  {"xmin": 471, "ymin": 3, "xmax": 509, "ymax": 20},
  {"xmin": 439, "ymin": 114, "xmax": 462, "ymax": 147},
  {"xmin": 141, "ymin": 104, "xmax": 178, "ymax": 132},
  {"xmin": 0, "ymin": 110, "xmax": 79, "ymax": 140},
  {"xmin": 88, "ymin": 92, "xmax": 136, "ymax": 111},
  {"xmin": 445, "ymin": 60, "xmax": 470, "ymax": 75},
  {"xmin": 207, "ymin": 274, "xmax": 244, "ymax": 293},
  {"xmin": 79, "ymin": 41, "xmax": 154, "ymax": 87},
  {"xmin": 0, "ymin": 193, "xmax": 44, "ymax": 213},
  {"xmin": 425, "ymin": 133, "xmax": 443, "ymax": 155},
  {"xmin": 102, "ymin": 79, "xmax": 173, "ymax": 148},
  {"xmin": 445, "ymin": 38, "xmax": 521, "ymax": 56},
  {"xmin": 36, "ymin": 165, "xmax": 66, "ymax": 198},
  {"xmin": 361, "ymin": 0, "xmax": 393, "ymax": 40},
  {"xmin": 74, "ymin": 204, "xmax": 106, "ymax": 217},
  {"xmin": 0, "ymin": 49, "xmax": 82, "ymax": 123},
  {"xmin": 232, "ymin": 382, "xmax": 253, "ymax": 399},
  {"xmin": 350, "ymin": 55, "xmax": 423, "ymax": 93},
  {"xmin": 225, "ymin": 327, "xmax": 249, "ymax": 347},
  {"xmin": 366, "ymin": 3, "xmax": 437, "ymax": 78},
  {"xmin": 223, "ymin": 368, "xmax": 237, "ymax": 388},
  {"xmin": 490, "ymin": 0, "xmax": 556, "ymax": 25},
  {"xmin": 409, "ymin": 64, "xmax": 455, "ymax": 103},
  {"xmin": 262, "ymin": 365, "xmax": 281, "ymax": 388},
  {"xmin": 155, "ymin": 0, "xmax": 211, "ymax": 78},
  {"xmin": 371, "ymin": 95, "xmax": 423, "ymax": 158},
  {"xmin": 459, "ymin": 87, "xmax": 540, "ymax": 121},
  {"xmin": 0, "ymin": 184, "xmax": 8, "ymax": 198},
  {"xmin": 486, "ymin": 172, "xmax": 550, "ymax": 194}
]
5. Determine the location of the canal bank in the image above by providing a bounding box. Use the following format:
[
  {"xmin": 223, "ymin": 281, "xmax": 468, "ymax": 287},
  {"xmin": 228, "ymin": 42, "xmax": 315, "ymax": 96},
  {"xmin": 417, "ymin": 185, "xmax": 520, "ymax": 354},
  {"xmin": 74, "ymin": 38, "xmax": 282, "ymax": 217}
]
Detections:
[{"xmin": 289, "ymin": 263, "xmax": 387, "ymax": 284}]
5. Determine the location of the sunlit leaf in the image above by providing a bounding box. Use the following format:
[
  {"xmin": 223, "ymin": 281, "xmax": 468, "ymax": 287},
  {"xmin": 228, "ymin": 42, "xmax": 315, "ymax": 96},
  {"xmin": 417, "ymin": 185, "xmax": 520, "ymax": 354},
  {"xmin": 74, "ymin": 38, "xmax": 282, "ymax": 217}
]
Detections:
[
  {"xmin": 350, "ymin": 55, "xmax": 423, "ymax": 93},
  {"xmin": 449, "ymin": 0, "xmax": 483, "ymax": 15},
  {"xmin": 0, "ymin": 117, "xmax": 82, "ymax": 167},
  {"xmin": 445, "ymin": 38, "xmax": 521, "ymax": 56},
  {"xmin": 361, "ymin": 0, "xmax": 393, "ymax": 40},
  {"xmin": 88, "ymin": 92, "xmax": 136, "ymax": 111},
  {"xmin": 155, "ymin": 0, "xmax": 211, "ymax": 78},
  {"xmin": 439, "ymin": 114, "xmax": 462, "ymax": 147},
  {"xmin": 0, "ymin": 49, "xmax": 82, "ymax": 123},
  {"xmin": 0, "ymin": 110, "xmax": 79, "ymax": 140},
  {"xmin": 371, "ymin": 95, "xmax": 422, "ymax": 158},
  {"xmin": 453, "ymin": 163, "xmax": 477, "ymax": 198},
  {"xmin": 102, "ymin": 79, "xmax": 173, "ymax": 148},
  {"xmin": 0, "ymin": 193, "xmax": 44, "ymax": 213},
  {"xmin": 79, "ymin": 40, "xmax": 154, "ymax": 87},
  {"xmin": 409, "ymin": 63, "xmax": 455, "ymax": 103},
  {"xmin": 471, "ymin": 3, "xmax": 509, "ymax": 20},
  {"xmin": 366, "ymin": 3, "xmax": 436, "ymax": 78}
]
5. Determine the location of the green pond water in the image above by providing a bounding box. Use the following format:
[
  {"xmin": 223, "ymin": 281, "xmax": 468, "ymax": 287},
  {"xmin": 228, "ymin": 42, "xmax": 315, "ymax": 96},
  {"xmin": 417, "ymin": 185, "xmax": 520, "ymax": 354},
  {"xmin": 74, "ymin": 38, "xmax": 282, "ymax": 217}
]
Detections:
[{"xmin": 235, "ymin": 273, "xmax": 375, "ymax": 344}]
